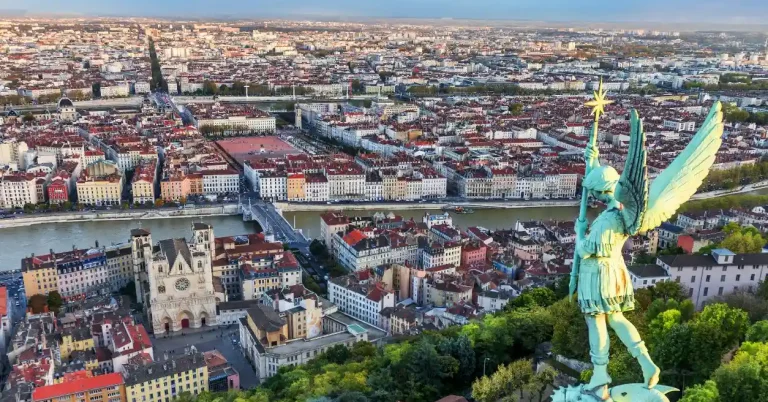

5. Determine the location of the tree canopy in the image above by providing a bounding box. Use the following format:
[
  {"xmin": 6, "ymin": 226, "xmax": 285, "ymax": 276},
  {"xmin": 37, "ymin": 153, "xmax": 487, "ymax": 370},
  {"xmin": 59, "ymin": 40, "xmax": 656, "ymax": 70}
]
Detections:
[{"xmin": 182, "ymin": 279, "xmax": 765, "ymax": 402}]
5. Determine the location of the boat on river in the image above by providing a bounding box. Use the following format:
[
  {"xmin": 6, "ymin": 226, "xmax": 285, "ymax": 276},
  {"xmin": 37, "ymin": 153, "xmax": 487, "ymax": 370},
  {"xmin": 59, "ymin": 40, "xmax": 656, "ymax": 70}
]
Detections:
[{"xmin": 442, "ymin": 205, "xmax": 475, "ymax": 214}]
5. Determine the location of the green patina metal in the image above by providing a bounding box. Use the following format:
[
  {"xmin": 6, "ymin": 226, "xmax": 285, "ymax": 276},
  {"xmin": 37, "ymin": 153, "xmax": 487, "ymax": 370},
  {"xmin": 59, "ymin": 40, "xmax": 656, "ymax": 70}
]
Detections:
[{"xmin": 555, "ymin": 83, "xmax": 724, "ymax": 401}]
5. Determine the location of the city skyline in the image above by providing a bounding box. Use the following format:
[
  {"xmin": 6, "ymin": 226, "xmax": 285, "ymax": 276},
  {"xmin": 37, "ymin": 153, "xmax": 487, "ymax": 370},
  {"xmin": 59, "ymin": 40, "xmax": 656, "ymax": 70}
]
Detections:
[{"xmin": 3, "ymin": 0, "xmax": 768, "ymax": 26}]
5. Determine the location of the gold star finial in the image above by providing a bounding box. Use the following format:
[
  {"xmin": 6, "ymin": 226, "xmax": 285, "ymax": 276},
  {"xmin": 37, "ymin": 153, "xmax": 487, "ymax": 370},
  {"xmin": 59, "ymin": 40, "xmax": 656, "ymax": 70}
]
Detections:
[{"xmin": 585, "ymin": 79, "xmax": 613, "ymax": 119}]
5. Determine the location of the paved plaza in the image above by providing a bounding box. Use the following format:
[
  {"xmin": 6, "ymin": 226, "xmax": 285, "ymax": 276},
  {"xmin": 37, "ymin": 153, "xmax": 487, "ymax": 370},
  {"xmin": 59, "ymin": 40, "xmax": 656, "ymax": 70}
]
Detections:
[{"xmin": 152, "ymin": 326, "xmax": 260, "ymax": 390}]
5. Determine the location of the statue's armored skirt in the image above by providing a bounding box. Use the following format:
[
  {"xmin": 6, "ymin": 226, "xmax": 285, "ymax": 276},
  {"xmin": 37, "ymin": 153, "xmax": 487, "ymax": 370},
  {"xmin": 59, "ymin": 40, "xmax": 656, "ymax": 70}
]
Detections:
[{"xmin": 577, "ymin": 208, "xmax": 635, "ymax": 315}]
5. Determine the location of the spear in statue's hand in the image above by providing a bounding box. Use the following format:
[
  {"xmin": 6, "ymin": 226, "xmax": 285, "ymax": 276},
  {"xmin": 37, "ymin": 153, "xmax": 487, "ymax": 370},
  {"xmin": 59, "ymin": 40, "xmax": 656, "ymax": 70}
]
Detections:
[{"xmin": 569, "ymin": 80, "xmax": 612, "ymax": 301}]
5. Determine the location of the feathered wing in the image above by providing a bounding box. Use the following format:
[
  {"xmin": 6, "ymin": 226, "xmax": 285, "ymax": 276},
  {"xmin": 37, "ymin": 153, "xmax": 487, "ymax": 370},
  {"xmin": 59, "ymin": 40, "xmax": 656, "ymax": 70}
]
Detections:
[
  {"xmin": 615, "ymin": 109, "xmax": 648, "ymax": 236},
  {"xmin": 639, "ymin": 101, "xmax": 724, "ymax": 233}
]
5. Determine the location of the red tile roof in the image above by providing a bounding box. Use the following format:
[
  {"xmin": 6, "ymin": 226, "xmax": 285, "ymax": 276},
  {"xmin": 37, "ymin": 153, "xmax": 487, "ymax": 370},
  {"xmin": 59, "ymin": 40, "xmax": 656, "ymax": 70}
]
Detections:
[
  {"xmin": 32, "ymin": 373, "xmax": 123, "ymax": 401},
  {"xmin": 0, "ymin": 286, "xmax": 6, "ymax": 317},
  {"xmin": 342, "ymin": 229, "xmax": 367, "ymax": 246}
]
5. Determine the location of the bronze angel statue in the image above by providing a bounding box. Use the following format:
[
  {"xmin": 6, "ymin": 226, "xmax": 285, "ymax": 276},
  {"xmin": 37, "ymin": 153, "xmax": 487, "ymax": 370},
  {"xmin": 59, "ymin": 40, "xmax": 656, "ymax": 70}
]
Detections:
[{"xmin": 561, "ymin": 101, "xmax": 724, "ymax": 401}]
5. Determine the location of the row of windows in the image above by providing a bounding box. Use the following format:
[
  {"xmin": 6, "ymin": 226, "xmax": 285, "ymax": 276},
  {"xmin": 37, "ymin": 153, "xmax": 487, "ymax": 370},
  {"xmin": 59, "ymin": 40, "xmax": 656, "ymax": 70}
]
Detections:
[{"xmin": 687, "ymin": 273, "xmax": 757, "ymax": 283}]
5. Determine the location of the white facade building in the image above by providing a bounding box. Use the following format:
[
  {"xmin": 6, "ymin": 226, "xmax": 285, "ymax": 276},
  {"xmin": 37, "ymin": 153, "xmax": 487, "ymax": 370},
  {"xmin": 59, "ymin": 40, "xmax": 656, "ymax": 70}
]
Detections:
[
  {"xmin": 657, "ymin": 249, "xmax": 768, "ymax": 309},
  {"xmin": 328, "ymin": 273, "xmax": 395, "ymax": 327},
  {"xmin": 257, "ymin": 172, "xmax": 287, "ymax": 201},
  {"xmin": 203, "ymin": 169, "xmax": 240, "ymax": 195}
]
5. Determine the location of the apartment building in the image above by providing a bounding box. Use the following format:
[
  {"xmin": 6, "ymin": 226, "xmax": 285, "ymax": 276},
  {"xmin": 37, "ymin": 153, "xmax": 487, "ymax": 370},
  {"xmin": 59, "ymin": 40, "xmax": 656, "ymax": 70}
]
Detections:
[
  {"xmin": 197, "ymin": 115, "xmax": 276, "ymax": 133},
  {"xmin": 286, "ymin": 173, "xmax": 306, "ymax": 201},
  {"xmin": 76, "ymin": 160, "xmax": 123, "ymax": 206},
  {"xmin": 23, "ymin": 244, "xmax": 133, "ymax": 300},
  {"xmin": 31, "ymin": 373, "xmax": 125, "ymax": 402},
  {"xmin": 240, "ymin": 251, "xmax": 302, "ymax": 301},
  {"xmin": 328, "ymin": 271, "xmax": 395, "ymax": 327},
  {"xmin": 304, "ymin": 173, "xmax": 329, "ymax": 202},
  {"xmin": 256, "ymin": 171, "xmax": 287, "ymax": 201},
  {"xmin": 657, "ymin": 248, "xmax": 768, "ymax": 308},
  {"xmin": 422, "ymin": 242, "xmax": 462, "ymax": 269},
  {"xmin": 424, "ymin": 274, "xmax": 473, "ymax": 307},
  {"xmin": 202, "ymin": 169, "xmax": 239, "ymax": 195},
  {"xmin": 160, "ymin": 175, "xmax": 192, "ymax": 202},
  {"xmin": 320, "ymin": 212, "xmax": 350, "ymax": 252},
  {"xmin": 334, "ymin": 230, "xmax": 392, "ymax": 272},
  {"xmin": 122, "ymin": 353, "xmax": 208, "ymax": 402},
  {"xmin": 131, "ymin": 160, "xmax": 157, "ymax": 204},
  {"xmin": 212, "ymin": 233, "xmax": 285, "ymax": 300}
]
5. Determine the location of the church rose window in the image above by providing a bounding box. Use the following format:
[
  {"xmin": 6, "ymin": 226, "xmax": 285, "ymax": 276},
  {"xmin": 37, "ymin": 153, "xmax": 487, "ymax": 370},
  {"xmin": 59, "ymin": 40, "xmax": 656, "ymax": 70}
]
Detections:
[{"xmin": 175, "ymin": 278, "xmax": 190, "ymax": 291}]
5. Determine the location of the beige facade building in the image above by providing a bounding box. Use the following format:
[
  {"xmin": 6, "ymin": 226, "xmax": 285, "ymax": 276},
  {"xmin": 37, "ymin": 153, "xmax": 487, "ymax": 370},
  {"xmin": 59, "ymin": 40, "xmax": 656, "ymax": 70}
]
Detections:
[
  {"xmin": 131, "ymin": 160, "xmax": 157, "ymax": 204},
  {"xmin": 286, "ymin": 173, "xmax": 306, "ymax": 201},
  {"xmin": 77, "ymin": 160, "xmax": 123, "ymax": 206}
]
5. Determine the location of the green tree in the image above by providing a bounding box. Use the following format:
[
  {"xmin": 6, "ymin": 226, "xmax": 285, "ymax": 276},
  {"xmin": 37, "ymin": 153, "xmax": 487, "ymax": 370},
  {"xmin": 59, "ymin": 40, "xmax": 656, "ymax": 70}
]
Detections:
[
  {"xmin": 550, "ymin": 275, "xmax": 571, "ymax": 300},
  {"xmin": 745, "ymin": 320, "xmax": 768, "ymax": 342},
  {"xmin": 310, "ymin": 239, "xmax": 329, "ymax": 258},
  {"xmin": 549, "ymin": 298, "xmax": 590, "ymax": 360},
  {"xmin": 680, "ymin": 380, "xmax": 720, "ymax": 402},
  {"xmin": 303, "ymin": 274, "xmax": 323, "ymax": 295},
  {"xmin": 437, "ymin": 334, "xmax": 477, "ymax": 384},
  {"xmin": 507, "ymin": 287, "xmax": 557, "ymax": 310},
  {"xmin": 715, "ymin": 290, "xmax": 768, "ymax": 322},
  {"xmin": 716, "ymin": 225, "xmax": 766, "ymax": 254},
  {"xmin": 647, "ymin": 309, "xmax": 682, "ymax": 347},
  {"xmin": 510, "ymin": 103, "xmax": 524, "ymax": 116},
  {"xmin": 328, "ymin": 263, "xmax": 348, "ymax": 278},
  {"xmin": 46, "ymin": 291, "xmax": 63, "ymax": 312},
  {"xmin": 202, "ymin": 80, "xmax": 218, "ymax": 95},
  {"xmin": 722, "ymin": 103, "xmax": 750, "ymax": 123},
  {"xmin": 22, "ymin": 112, "xmax": 35, "ymax": 122},
  {"xmin": 525, "ymin": 366, "xmax": 558, "ymax": 402},
  {"xmin": 686, "ymin": 304, "xmax": 750, "ymax": 383},
  {"xmin": 351, "ymin": 80, "xmax": 364, "ymax": 93},
  {"xmin": 28, "ymin": 294, "xmax": 48, "ymax": 313},
  {"xmin": 651, "ymin": 322, "xmax": 695, "ymax": 389},
  {"xmin": 696, "ymin": 303, "xmax": 750, "ymax": 350},
  {"xmin": 723, "ymin": 222, "xmax": 741, "ymax": 234},
  {"xmin": 650, "ymin": 281, "xmax": 688, "ymax": 303},
  {"xmin": 711, "ymin": 342, "xmax": 768, "ymax": 401},
  {"xmin": 472, "ymin": 359, "xmax": 534, "ymax": 402},
  {"xmin": 148, "ymin": 37, "xmax": 168, "ymax": 92}
]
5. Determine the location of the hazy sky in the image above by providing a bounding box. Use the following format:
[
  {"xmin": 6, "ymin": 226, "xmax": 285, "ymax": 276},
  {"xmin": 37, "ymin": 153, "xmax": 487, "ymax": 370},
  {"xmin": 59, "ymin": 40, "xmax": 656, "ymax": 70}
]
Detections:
[{"xmin": 2, "ymin": 0, "xmax": 767, "ymax": 24}]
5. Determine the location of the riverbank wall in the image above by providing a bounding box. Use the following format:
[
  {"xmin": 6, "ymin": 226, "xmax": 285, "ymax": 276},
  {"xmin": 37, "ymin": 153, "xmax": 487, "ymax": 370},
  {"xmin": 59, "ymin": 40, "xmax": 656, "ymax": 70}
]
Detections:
[
  {"xmin": 275, "ymin": 199, "xmax": 580, "ymax": 212},
  {"xmin": 0, "ymin": 204, "xmax": 240, "ymax": 229},
  {"xmin": 690, "ymin": 180, "xmax": 768, "ymax": 200}
]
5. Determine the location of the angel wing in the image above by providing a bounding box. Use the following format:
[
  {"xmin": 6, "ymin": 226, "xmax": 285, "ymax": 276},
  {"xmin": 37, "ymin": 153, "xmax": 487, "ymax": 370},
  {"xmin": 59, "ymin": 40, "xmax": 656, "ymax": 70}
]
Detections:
[
  {"xmin": 638, "ymin": 101, "xmax": 724, "ymax": 233},
  {"xmin": 615, "ymin": 109, "xmax": 648, "ymax": 236}
]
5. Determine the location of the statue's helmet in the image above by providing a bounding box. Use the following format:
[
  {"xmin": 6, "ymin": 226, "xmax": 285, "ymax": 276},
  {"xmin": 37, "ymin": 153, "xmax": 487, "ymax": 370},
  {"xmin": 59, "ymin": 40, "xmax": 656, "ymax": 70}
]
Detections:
[{"xmin": 583, "ymin": 166, "xmax": 620, "ymax": 192}]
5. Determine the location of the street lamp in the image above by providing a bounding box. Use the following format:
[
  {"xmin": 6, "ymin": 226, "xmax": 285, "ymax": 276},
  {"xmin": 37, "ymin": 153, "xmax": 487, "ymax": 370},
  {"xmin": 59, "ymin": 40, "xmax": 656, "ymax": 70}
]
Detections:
[{"xmin": 483, "ymin": 357, "xmax": 491, "ymax": 376}]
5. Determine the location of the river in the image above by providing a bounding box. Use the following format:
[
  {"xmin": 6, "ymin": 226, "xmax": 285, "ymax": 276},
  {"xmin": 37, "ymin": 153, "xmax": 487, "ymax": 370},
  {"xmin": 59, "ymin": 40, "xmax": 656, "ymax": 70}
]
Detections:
[
  {"xmin": 0, "ymin": 206, "xmax": 580, "ymax": 269},
  {"xmin": 0, "ymin": 216, "xmax": 258, "ymax": 270},
  {"xmin": 4, "ymin": 185, "xmax": 768, "ymax": 270}
]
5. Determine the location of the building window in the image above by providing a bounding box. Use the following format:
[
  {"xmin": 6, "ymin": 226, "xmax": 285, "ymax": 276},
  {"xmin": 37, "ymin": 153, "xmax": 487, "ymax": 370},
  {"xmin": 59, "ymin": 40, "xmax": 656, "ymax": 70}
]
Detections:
[{"xmin": 718, "ymin": 287, "xmax": 724, "ymax": 296}]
